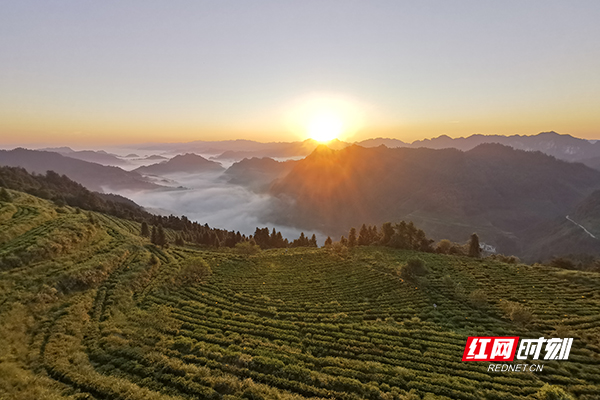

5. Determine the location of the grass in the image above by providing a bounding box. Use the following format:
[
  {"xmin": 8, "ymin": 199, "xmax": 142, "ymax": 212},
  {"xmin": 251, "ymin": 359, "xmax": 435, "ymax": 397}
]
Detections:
[{"xmin": 1, "ymin": 188, "xmax": 599, "ymax": 400}]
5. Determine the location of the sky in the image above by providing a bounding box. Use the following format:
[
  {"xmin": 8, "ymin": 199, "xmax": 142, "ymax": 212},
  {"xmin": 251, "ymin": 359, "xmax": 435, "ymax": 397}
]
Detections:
[{"xmin": 1, "ymin": 0, "xmax": 600, "ymax": 146}]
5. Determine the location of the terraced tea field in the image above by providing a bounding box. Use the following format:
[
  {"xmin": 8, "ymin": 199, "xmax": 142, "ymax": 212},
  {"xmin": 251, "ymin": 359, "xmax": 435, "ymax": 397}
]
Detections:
[{"xmin": 1, "ymin": 189, "xmax": 599, "ymax": 400}]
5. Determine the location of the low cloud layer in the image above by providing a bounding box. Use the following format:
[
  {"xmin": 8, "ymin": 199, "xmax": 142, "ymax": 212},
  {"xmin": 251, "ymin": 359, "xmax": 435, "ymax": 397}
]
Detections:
[{"xmin": 111, "ymin": 172, "xmax": 326, "ymax": 245}]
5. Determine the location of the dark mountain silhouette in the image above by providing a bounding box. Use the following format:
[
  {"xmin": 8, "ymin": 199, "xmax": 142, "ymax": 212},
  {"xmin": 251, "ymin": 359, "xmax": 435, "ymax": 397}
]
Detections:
[
  {"xmin": 41, "ymin": 147, "xmax": 129, "ymax": 166},
  {"xmin": 0, "ymin": 148, "xmax": 158, "ymax": 192},
  {"xmin": 269, "ymin": 143, "xmax": 600, "ymax": 261},
  {"xmin": 133, "ymin": 132, "xmax": 600, "ymax": 169},
  {"xmin": 357, "ymin": 137, "xmax": 407, "ymax": 148},
  {"xmin": 572, "ymin": 190, "xmax": 600, "ymax": 237},
  {"xmin": 137, "ymin": 138, "xmax": 351, "ymax": 159},
  {"xmin": 223, "ymin": 157, "xmax": 297, "ymax": 192},
  {"xmin": 63, "ymin": 150, "xmax": 128, "ymax": 165},
  {"xmin": 580, "ymin": 156, "xmax": 600, "ymax": 171},
  {"xmin": 134, "ymin": 153, "xmax": 224, "ymax": 175}
]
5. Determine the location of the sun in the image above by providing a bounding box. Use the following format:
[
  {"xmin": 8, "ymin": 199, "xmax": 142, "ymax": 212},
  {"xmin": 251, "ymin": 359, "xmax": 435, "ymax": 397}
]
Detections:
[
  {"xmin": 283, "ymin": 93, "xmax": 366, "ymax": 143},
  {"xmin": 307, "ymin": 113, "xmax": 343, "ymax": 143}
]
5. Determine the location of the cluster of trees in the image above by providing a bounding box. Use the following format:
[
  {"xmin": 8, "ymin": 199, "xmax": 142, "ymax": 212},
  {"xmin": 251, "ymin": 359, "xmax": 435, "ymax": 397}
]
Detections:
[
  {"xmin": 142, "ymin": 222, "xmax": 319, "ymax": 251},
  {"xmin": 323, "ymin": 222, "xmax": 485, "ymax": 259},
  {"xmin": 325, "ymin": 221, "xmax": 435, "ymax": 252},
  {"xmin": 253, "ymin": 227, "xmax": 288, "ymax": 248},
  {"xmin": 290, "ymin": 232, "xmax": 318, "ymax": 248}
]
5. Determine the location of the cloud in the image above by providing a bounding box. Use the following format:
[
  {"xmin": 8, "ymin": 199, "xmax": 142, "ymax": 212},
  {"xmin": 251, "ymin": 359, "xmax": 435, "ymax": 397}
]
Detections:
[{"xmin": 109, "ymin": 172, "xmax": 326, "ymax": 244}]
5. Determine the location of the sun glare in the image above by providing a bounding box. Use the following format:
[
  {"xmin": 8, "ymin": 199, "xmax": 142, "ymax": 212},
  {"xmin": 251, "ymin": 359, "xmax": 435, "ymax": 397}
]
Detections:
[
  {"xmin": 283, "ymin": 94, "xmax": 366, "ymax": 143},
  {"xmin": 307, "ymin": 113, "xmax": 343, "ymax": 142}
]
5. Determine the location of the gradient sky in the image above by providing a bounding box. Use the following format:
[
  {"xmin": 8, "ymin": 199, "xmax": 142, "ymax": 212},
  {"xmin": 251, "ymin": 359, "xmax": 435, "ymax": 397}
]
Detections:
[{"xmin": 2, "ymin": 1, "xmax": 600, "ymax": 145}]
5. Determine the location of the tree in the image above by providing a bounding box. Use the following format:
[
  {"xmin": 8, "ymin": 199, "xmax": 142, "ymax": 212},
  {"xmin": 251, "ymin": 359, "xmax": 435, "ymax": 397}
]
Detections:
[
  {"xmin": 151, "ymin": 225, "xmax": 157, "ymax": 245},
  {"xmin": 468, "ymin": 233, "xmax": 481, "ymax": 258},
  {"xmin": 436, "ymin": 239, "xmax": 453, "ymax": 254},
  {"xmin": 400, "ymin": 258, "xmax": 428, "ymax": 280},
  {"xmin": 324, "ymin": 236, "xmax": 333, "ymax": 247},
  {"xmin": 176, "ymin": 257, "xmax": 212, "ymax": 286},
  {"xmin": 348, "ymin": 227, "xmax": 357, "ymax": 248},
  {"xmin": 0, "ymin": 187, "xmax": 12, "ymax": 202},
  {"xmin": 141, "ymin": 221, "xmax": 150, "ymax": 237},
  {"xmin": 175, "ymin": 234, "xmax": 184, "ymax": 246},
  {"xmin": 309, "ymin": 234, "xmax": 318, "ymax": 247},
  {"xmin": 358, "ymin": 224, "xmax": 370, "ymax": 246},
  {"xmin": 340, "ymin": 235, "xmax": 348, "ymax": 246},
  {"xmin": 381, "ymin": 222, "xmax": 394, "ymax": 245},
  {"xmin": 156, "ymin": 225, "xmax": 166, "ymax": 247}
]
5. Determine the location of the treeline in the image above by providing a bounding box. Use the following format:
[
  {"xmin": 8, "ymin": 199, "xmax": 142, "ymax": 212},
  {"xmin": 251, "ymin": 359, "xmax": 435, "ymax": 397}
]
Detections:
[
  {"xmin": 325, "ymin": 222, "xmax": 485, "ymax": 258},
  {"xmin": 325, "ymin": 221, "xmax": 436, "ymax": 252},
  {"xmin": 252, "ymin": 228, "xmax": 317, "ymax": 249},
  {"xmin": 0, "ymin": 167, "xmax": 256, "ymax": 247}
]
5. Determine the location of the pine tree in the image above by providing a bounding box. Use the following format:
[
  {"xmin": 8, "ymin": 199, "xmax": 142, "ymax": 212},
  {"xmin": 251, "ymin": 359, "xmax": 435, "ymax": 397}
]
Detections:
[
  {"xmin": 381, "ymin": 222, "xmax": 394, "ymax": 245},
  {"xmin": 469, "ymin": 233, "xmax": 481, "ymax": 258},
  {"xmin": 340, "ymin": 235, "xmax": 348, "ymax": 246},
  {"xmin": 309, "ymin": 234, "xmax": 317, "ymax": 247},
  {"xmin": 348, "ymin": 227, "xmax": 357, "ymax": 248},
  {"xmin": 324, "ymin": 236, "xmax": 333, "ymax": 247},
  {"xmin": 151, "ymin": 225, "xmax": 158, "ymax": 245},
  {"xmin": 141, "ymin": 221, "xmax": 150, "ymax": 237},
  {"xmin": 175, "ymin": 234, "xmax": 184, "ymax": 246},
  {"xmin": 156, "ymin": 225, "xmax": 166, "ymax": 247},
  {"xmin": 358, "ymin": 224, "xmax": 369, "ymax": 246}
]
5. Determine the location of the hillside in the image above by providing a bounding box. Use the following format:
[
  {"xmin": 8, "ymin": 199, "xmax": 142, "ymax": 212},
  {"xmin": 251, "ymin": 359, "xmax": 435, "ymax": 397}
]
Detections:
[
  {"xmin": 1, "ymin": 189, "xmax": 599, "ymax": 399},
  {"xmin": 223, "ymin": 157, "xmax": 297, "ymax": 192},
  {"xmin": 134, "ymin": 153, "xmax": 224, "ymax": 175},
  {"xmin": 0, "ymin": 148, "xmax": 158, "ymax": 192},
  {"xmin": 269, "ymin": 144, "xmax": 600, "ymax": 261},
  {"xmin": 572, "ymin": 190, "xmax": 600, "ymax": 238}
]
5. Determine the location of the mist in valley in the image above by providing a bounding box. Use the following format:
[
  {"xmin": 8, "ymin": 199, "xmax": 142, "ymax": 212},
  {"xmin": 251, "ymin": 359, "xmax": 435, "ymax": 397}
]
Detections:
[{"xmin": 109, "ymin": 170, "xmax": 327, "ymax": 245}]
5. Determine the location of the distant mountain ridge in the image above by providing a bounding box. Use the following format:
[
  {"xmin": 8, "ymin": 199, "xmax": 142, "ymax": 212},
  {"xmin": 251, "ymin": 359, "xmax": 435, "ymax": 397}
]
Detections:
[
  {"xmin": 0, "ymin": 148, "xmax": 159, "ymax": 192},
  {"xmin": 134, "ymin": 153, "xmax": 224, "ymax": 175},
  {"xmin": 130, "ymin": 131, "xmax": 600, "ymax": 168},
  {"xmin": 357, "ymin": 131, "xmax": 600, "ymax": 170},
  {"xmin": 40, "ymin": 147, "xmax": 130, "ymax": 166}
]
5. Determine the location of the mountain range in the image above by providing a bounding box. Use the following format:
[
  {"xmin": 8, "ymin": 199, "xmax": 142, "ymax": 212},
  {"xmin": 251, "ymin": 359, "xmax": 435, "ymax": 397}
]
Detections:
[
  {"xmin": 268, "ymin": 143, "xmax": 600, "ymax": 261},
  {"xmin": 0, "ymin": 148, "xmax": 159, "ymax": 192},
  {"xmin": 133, "ymin": 153, "xmax": 224, "ymax": 175}
]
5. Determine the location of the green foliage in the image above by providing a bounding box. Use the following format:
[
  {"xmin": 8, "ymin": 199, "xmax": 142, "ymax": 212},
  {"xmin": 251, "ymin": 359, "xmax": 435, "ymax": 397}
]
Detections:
[
  {"xmin": 468, "ymin": 289, "xmax": 488, "ymax": 308},
  {"xmin": 0, "ymin": 187, "xmax": 12, "ymax": 202},
  {"xmin": 535, "ymin": 384, "xmax": 575, "ymax": 400},
  {"xmin": 176, "ymin": 257, "xmax": 212, "ymax": 285},
  {"xmin": 235, "ymin": 241, "xmax": 261, "ymax": 255},
  {"xmin": 468, "ymin": 233, "xmax": 481, "ymax": 258},
  {"xmin": 348, "ymin": 227, "xmax": 357, "ymax": 247},
  {"xmin": 141, "ymin": 221, "xmax": 150, "ymax": 237},
  {"xmin": 400, "ymin": 257, "xmax": 428, "ymax": 280},
  {"xmin": 1, "ymin": 189, "xmax": 599, "ymax": 400},
  {"xmin": 501, "ymin": 301, "xmax": 533, "ymax": 325}
]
